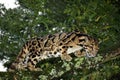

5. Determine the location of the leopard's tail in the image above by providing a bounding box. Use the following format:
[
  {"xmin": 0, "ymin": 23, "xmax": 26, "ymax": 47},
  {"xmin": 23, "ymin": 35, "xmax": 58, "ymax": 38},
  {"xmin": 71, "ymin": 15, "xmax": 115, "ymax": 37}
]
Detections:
[{"xmin": 8, "ymin": 42, "xmax": 29, "ymax": 72}]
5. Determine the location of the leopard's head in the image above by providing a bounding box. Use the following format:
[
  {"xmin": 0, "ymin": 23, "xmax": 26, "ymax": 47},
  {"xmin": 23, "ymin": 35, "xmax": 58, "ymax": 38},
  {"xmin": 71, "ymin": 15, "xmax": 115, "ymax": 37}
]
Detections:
[{"xmin": 78, "ymin": 34, "xmax": 99, "ymax": 57}]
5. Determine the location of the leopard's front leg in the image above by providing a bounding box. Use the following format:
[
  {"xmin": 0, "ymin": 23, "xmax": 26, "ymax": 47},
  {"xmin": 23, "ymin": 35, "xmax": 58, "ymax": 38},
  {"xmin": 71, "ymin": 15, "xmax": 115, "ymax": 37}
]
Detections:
[
  {"xmin": 60, "ymin": 46, "xmax": 72, "ymax": 61},
  {"xmin": 74, "ymin": 49, "xmax": 85, "ymax": 57}
]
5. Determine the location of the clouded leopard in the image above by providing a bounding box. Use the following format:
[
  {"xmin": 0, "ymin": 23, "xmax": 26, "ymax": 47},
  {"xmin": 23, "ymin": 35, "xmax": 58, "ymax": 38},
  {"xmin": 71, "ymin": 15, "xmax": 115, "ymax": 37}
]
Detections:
[{"xmin": 8, "ymin": 31, "xmax": 99, "ymax": 71}]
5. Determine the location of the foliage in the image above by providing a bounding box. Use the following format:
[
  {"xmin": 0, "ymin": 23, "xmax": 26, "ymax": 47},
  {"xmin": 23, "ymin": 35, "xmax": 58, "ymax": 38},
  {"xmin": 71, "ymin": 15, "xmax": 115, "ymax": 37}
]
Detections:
[{"xmin": 0, "ymin": 0, "xmax": 120, "ymax": 79}]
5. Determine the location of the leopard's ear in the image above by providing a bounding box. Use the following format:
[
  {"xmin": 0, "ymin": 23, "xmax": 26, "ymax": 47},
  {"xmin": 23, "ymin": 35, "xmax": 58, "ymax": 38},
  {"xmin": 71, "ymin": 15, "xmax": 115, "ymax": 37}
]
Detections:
[
  {"xmin": 74, "ymin": 29, "xmax": 79, "ymax": 32},
  {"xmin": 73, "ymin": 29, "xmax": 86, "ymax": 34}
]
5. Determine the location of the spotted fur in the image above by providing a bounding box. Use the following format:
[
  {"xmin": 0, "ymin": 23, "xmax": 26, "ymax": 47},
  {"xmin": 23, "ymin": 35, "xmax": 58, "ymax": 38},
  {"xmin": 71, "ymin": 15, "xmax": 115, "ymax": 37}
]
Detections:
[{"xmin": 8, "ymin": 31, "xmax": 99, "ymax": 71}]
